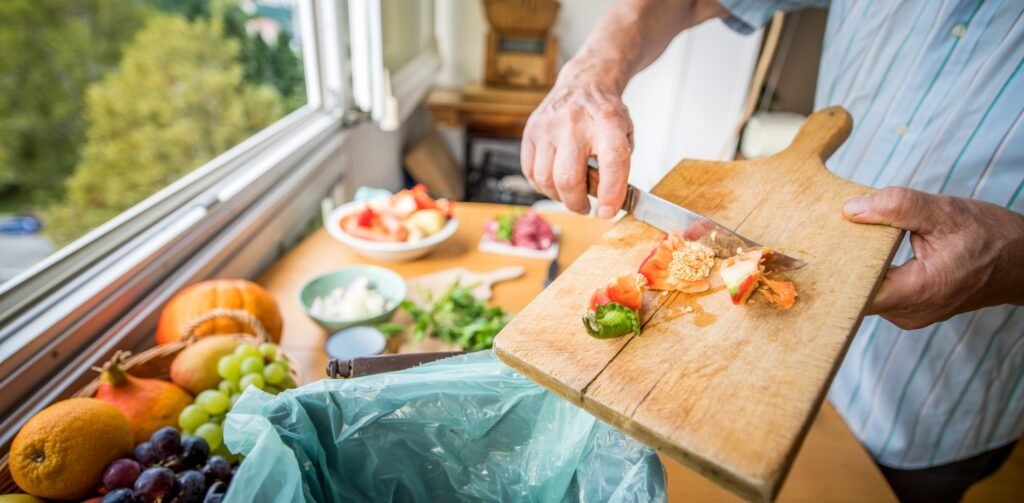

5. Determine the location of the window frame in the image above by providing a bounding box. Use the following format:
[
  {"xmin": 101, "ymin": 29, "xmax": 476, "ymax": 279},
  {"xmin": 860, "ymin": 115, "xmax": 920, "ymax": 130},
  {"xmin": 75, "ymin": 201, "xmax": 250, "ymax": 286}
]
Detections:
[
  {"xmin": 0, "ymin": 0, "xmax": 353, "ymax": 450},
  {"xmin": 348, "ymin": 0, "xmax": 439, "ymax": 129}
]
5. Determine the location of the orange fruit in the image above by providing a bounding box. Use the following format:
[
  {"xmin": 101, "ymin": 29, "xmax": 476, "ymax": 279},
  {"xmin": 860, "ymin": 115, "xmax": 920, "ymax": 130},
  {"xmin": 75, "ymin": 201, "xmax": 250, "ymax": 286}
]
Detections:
[{"xmin": 9, "ymin": 398, "xmax": 133, "ymax": 500}]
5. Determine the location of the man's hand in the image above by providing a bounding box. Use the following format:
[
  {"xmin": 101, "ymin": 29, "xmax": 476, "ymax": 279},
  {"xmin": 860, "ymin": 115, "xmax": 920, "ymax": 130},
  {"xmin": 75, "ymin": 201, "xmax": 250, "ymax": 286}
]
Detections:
[
  {"xmin": 522, "ymin": 71, "xmax": 633, "ymax": 218},
  {"xmin": 520, "ymin": 0, "xmax": 729, "ymax": 218},
  {"xmin": 843, "ymin": 187, "xmax": 1024, "ymax": 329}
]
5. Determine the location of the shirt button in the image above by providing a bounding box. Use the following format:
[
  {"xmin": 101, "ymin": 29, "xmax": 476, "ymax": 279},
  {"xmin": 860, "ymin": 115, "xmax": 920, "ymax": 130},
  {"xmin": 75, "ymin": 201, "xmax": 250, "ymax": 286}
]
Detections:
[
  {"xmin": 895, "ymin": 124, "xmax": 909, "ymax": 135},
  {"xmin": 952, "ymin": 24, "xmax": 967, "ymax": 38}
]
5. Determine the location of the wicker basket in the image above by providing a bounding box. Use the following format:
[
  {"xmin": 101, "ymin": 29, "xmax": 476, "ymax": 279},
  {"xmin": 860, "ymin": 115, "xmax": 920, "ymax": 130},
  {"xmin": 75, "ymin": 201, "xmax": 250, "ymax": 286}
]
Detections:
[
  {"xmin": 0, "ymin": 308, "xmax": 300, "ymax": 494},
  {"xmin": 483, "ymin": 0, "xmax": 560, "ymax": 36}
]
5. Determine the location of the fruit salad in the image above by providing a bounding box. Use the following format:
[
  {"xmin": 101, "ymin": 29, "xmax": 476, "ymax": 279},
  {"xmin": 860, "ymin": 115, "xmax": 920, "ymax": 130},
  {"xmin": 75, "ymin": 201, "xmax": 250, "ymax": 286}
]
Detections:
[{"xmin": 340, "ymin": 184, "xmax": 453, "ymax": 242}]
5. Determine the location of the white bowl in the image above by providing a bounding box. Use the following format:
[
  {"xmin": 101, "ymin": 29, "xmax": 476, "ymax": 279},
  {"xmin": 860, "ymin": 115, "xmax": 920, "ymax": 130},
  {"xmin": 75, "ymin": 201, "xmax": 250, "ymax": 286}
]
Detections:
[{"xmin": 325, "ymin": 201, "xmax": 459, "ymax": 262}]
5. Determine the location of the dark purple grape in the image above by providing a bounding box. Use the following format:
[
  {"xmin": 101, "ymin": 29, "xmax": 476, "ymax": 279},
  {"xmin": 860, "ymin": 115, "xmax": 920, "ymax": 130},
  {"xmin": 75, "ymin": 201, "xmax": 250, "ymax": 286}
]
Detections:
[
  {"xmin": 133, "ymin": 442, "xmax": 161, "ymax": 467},
  {"xmin": 180, "ymin": 436, "xmax": 211, "ymax": 469},
  {"xmin": 203, "ymin": 481, "xmax": 227, "ymax": 503},
  {"xmin": 150, "ymin": 426, "xmax": 181, "ymax": 458},
  {"xmin": 201, "ymin": 455, "xmax": 230, "ymax": 484},
  {"xmin": 102, "ymin": 488, "xmax": 139, "ymax": 503},
  {"xmin": 164, "ymin": 454, "xmax": 184, "ymax": 473},
  {"xmin": 176, "ymin": 470, "xmax": 207, "ymax": 503},
  {"xmin": 103, "ymin": 458, "xmax": 141, "ymax": 490},
  {"xmin": 134, "ymin": 466, "xmax": 176, "ymax": 503}
]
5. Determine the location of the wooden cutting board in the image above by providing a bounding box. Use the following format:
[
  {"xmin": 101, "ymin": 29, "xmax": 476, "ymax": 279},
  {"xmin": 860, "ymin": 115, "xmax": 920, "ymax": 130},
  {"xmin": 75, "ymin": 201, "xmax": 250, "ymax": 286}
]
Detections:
[{"xmin": 493, "ymin": 107, "xmax": 903, "ymax": 502}]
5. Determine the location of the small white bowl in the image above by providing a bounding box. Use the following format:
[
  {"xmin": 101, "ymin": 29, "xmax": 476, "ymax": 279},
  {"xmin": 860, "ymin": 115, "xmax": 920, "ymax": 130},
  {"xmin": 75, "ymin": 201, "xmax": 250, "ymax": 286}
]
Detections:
[{"xmin": 325, "ymin": 201, "xmax": 459, "ymax": 262}]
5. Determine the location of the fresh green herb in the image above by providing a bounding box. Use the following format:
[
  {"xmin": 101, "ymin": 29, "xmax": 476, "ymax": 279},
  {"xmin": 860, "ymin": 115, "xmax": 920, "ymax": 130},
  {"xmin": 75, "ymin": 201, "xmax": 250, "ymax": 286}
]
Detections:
[
  {"xmin": 496, "ymin": 213, "xmax": 516, "ymax": 242},
  {"xmin": 494, "ymin": 209, "xmax": 526, "ymax": 243},
  {"xmin": 399, "ymin": 282, "xmax": 509, "ymax": 350},
  {"xmin": 374, "ymin": 322, "xmax": 407, "ymax": 337},
  {"xmin": 582, "ymin": 302, "xmax": 640, "ymax": 339}
]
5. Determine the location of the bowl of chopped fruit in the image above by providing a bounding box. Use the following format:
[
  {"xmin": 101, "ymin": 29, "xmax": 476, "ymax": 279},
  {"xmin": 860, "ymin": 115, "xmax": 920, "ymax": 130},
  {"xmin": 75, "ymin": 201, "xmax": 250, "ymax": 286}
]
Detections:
[{"xmin": 326, "ymin": 185, "xmax": 458, "ymax": 262}]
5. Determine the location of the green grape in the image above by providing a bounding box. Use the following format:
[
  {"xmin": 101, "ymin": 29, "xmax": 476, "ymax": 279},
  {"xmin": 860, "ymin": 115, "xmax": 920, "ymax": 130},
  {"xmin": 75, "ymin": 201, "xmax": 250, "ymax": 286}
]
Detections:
[
  {"xmin": 234, "ymin": 343, "xmax": 260, "ymax": 359},
  {"xmin": 263, "ymin": 362, "xmax": 286, "ymax": 385},
  {"xmin": 278, "ymin": 374, "xmax": 296, "ymax": 390},
  {"xmin": 212, "ymin": 443, "xmax": 244, "ymax": 464},
  {"xmin": 258, "ymin": 343, "xmax": 278, "ymax": 360},
  {"xmin": 208, "ymin": 413, "xmax": 224, "ymax": 425},
  {"xmin": 178, "ymin": 404, "xmax": 209, "ymax": 432},
  {"xmin": 264, "ymin": 385, "xmax": 282, "ymax": 395},
  {"xmin": 273, "ymin": 358, "xmax": 290, "ymax": 373},
  {"xmin": 240, "ymin": 356, "xmax": 264, "ymax": 375},
  {"xmin": 239, "ymin": 373, "xmax": 265, "ymax": 391},
  {"xmin": 196, "ymin": 390, "xmax": 230, "ymax": 415},
  {"xmin": 218, "ymin": 380, "xmax": 236, "ymax": 395},
  {"xmin": 217, "ymin": 355, "xmax": 242, "ymax": 382},
  {"xmin": 229, "ymin": 393, "xmax": 242, "ymax": 407},
  {"xmin": 194, "ymin": 423, "xmax": 223, "ymax": 450}
]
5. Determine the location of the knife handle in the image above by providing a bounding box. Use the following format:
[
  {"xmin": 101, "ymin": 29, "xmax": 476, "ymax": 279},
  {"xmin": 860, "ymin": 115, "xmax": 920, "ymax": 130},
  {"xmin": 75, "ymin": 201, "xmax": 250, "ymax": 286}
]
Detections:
[{"xmin": 585, "ymin": 157, "xmax": 601, "ymax": 198}]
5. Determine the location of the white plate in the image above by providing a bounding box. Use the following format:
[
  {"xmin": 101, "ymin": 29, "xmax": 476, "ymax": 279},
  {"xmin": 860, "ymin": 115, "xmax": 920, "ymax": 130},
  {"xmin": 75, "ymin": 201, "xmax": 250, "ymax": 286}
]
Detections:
[{"xmin": 478, "ymin": 226, "xmax": 560, "ymax": 260}]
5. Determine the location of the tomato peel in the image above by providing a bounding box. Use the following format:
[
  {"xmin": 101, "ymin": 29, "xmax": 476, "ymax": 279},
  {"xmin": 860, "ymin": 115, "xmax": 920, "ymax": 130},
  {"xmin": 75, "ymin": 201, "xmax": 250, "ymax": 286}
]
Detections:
[{"xmin": 759, "ymin": 278, "xmax": 797, "ymax": 309}]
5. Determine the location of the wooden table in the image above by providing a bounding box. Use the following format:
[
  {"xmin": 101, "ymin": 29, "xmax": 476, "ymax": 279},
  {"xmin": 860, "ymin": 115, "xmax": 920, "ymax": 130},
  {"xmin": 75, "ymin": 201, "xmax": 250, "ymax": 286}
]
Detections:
[{"xmin": 257, "ymin": 202, "xmax": 895, "ymax": 501}]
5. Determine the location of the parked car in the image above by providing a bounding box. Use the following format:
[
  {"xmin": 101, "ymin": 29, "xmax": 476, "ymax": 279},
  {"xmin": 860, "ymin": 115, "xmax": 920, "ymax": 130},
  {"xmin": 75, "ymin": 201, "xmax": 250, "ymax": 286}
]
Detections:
[{"xmin": 0, "ymin": 215, "xmax": 42, "ymax": 235}]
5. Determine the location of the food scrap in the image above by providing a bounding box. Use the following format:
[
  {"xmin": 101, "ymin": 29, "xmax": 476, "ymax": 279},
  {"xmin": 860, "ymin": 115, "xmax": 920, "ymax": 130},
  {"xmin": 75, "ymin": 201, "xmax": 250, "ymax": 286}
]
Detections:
[
  {"xmin": 582, "ymin": 274, "xmax": 644, "ymax": 339},
  {"xmin": 583, "ymin": 237, "xmax": 798, "ymax": 339},
  {"xmin": 719, "ymin": 247, "xmax": 797, "ymax": 309},
  {"xmin": 638, "ymin": 232, "xmax": 715, "ymax": 293},
  {"xmin": 340, "ymin": 184, "xmax": 453, "ymax": 242}
]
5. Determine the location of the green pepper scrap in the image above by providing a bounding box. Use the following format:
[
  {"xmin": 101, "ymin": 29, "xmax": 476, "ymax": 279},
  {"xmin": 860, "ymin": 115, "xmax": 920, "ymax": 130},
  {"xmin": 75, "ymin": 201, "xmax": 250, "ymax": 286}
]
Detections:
[{"xmin": 582, "ymin": 302, "xmax": 640, "ymax": 339}]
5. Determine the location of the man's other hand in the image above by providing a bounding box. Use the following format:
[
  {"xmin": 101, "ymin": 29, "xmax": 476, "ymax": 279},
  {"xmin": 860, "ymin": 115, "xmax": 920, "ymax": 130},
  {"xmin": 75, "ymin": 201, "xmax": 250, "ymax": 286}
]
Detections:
[{"xmin": 843, "ymin": 187, "xmax": 1024, "ymax": 329}]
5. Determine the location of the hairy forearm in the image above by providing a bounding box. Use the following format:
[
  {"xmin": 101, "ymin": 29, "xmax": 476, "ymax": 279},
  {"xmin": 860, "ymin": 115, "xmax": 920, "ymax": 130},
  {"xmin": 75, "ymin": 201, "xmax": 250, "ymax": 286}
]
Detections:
[{"xmin": 562, "ymin": 0, "xmax": 728, "ymax": 94}]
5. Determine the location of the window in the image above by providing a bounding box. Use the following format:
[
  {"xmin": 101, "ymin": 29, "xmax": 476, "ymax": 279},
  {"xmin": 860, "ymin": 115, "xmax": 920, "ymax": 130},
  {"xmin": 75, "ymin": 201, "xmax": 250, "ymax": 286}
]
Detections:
[
  {"xmin": 0, "ymin": 0, "xmax": 436, "ymax": 457},
  {"xmin": 349, "ymin": 0, "xmax": 438, "ymax": 129},
  {"xmin": 0, "ymin": 0, "xmax": 308, "ymax": 285},
  {"xmin": 382, "ymin": 0, "xmax": 435, "ymax": 72}
]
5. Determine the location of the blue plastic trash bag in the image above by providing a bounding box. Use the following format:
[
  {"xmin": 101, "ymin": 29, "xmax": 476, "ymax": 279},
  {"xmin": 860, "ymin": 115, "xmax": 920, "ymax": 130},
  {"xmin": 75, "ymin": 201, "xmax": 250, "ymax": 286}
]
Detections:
[{"xmin": 223, "ymin": 351, "xmax": 666, "ymax": 502}]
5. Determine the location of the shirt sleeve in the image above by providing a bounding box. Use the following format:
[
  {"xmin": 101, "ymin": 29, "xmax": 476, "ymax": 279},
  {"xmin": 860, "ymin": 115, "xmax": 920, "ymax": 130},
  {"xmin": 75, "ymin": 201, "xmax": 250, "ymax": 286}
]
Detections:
[{"xmin": 717, "ymin": 0, "xmax": 831, "ymax": 35}]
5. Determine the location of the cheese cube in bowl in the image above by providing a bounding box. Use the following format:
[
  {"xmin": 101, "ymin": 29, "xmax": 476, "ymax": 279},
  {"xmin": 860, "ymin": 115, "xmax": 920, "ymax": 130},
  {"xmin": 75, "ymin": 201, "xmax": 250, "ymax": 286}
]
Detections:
[{"xmin": 298, "ymin": 266, "xmax": 406, "ymax": 332}]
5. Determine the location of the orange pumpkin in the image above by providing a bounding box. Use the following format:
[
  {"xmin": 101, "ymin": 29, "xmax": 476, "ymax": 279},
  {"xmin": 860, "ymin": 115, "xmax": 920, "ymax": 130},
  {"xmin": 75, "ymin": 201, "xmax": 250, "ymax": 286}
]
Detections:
[{"xmin": 156, "ymin": 279, "xmax": 283, "ymax": 345}]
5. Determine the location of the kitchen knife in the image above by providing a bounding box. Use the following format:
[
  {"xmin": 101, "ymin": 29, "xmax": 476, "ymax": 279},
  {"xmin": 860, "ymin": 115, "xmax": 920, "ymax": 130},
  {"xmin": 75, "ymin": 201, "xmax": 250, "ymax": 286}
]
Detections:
[{"xmin": 585, "ymin": 159, "xmax": 805, "ymax": 273}]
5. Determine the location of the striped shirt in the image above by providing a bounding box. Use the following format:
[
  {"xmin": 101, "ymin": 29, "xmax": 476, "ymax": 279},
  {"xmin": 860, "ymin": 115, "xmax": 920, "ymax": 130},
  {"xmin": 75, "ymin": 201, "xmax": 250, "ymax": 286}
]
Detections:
[{"xmin": 719, "ymin": 0, "xmax": 1024, "ymax": 469}]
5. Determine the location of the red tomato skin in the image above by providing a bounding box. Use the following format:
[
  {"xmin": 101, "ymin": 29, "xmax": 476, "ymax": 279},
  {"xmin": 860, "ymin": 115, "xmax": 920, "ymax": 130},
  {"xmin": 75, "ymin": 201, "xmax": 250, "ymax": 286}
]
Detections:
[
  {"xmin": 410, "ymin": 184, "xmax": 437, "ymax": 210},
  {"xmin": 436, "ymin": 199, "xmax": 454, "ymax": 218},
  {"xmin": 356, "ymin": 207, "xmax": 375, "ymax": 227},
  {"xmin": 590, "ymin": 275, "xmax": 644, "ymax": 312},
  {"xmin": 730, "ymin": 274, "xmax": 759, "ymax": 305}
]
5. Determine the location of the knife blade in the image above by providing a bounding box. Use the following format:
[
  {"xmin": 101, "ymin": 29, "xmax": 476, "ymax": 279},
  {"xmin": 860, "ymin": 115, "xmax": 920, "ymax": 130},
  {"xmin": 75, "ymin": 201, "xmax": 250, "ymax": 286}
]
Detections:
[{"xmin": 585, "ymin": 160, "xmax": 805, "ymax": 273}]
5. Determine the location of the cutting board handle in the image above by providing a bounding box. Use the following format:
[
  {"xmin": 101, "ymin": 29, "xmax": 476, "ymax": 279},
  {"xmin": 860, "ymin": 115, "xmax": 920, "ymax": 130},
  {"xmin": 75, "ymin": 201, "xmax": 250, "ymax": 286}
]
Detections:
[{"xmin": 777, "ymin": 106, "xmax": 853, "ymax": 162}]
